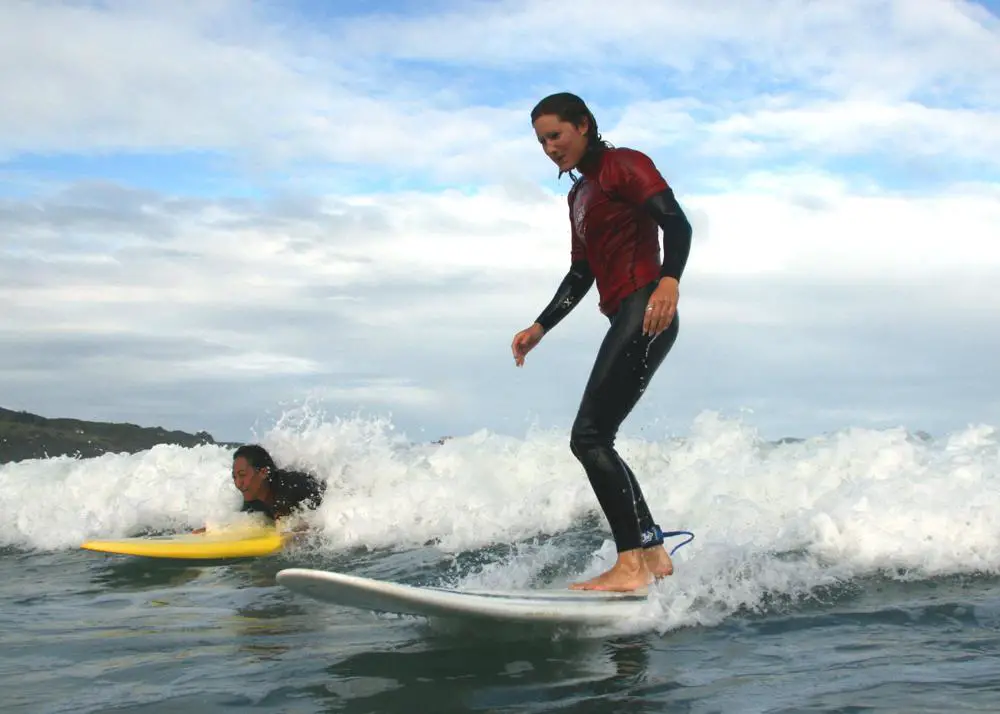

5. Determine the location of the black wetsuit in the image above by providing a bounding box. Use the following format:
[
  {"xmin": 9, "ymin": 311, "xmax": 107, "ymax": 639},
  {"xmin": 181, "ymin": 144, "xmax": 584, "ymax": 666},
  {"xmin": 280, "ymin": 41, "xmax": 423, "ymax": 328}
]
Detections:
[
  {"xmin": 534, "ymin": 146, "xmax": 692, "ymax": 553},
  {"xmin": 241, "ymin": 469, "xmax": 326, "ymax": 521}
]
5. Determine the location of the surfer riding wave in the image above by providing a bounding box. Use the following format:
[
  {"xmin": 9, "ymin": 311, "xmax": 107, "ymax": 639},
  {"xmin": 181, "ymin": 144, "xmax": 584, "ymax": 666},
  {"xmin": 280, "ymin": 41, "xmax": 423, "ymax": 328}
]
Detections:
[{"xmin": 511, "ymin": 92, "xmax": 693, "ymax": 593}]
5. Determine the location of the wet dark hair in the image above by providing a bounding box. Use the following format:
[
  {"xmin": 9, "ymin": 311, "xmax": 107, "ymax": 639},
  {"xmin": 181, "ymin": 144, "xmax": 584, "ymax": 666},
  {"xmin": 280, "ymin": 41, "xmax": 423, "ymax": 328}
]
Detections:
[
  {"xmin": 530, "ymin": 92, "xmax": 612, "ymax": 180},
  {"xmin": 233, "ymin": 444, "xmax": 277, "ymax": 472}
]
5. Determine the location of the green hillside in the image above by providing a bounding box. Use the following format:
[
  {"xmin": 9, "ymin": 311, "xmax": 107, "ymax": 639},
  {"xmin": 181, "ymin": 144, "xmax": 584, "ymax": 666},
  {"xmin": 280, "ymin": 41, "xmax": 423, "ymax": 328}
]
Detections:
[{"xmin": 0, "ymin": 407, "xmax": 233, "ymax": 464}]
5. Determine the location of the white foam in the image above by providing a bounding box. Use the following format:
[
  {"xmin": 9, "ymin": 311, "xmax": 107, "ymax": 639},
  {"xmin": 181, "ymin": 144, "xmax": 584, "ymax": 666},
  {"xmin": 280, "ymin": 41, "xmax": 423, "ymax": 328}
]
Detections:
[
  {"xmin": 3, "ymin": 408, "xmax": 998, "ymax": 631},
  {"xmin": 2, "ymin": 443, "xmax": 244, "ymax": 550}
]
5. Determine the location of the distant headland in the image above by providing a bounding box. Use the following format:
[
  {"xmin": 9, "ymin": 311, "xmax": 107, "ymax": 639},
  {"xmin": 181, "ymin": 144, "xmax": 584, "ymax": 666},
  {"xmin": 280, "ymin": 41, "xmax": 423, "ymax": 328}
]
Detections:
[{"xmin": 0, "ymin": 406, "xmax": 238, "ymax": 464}]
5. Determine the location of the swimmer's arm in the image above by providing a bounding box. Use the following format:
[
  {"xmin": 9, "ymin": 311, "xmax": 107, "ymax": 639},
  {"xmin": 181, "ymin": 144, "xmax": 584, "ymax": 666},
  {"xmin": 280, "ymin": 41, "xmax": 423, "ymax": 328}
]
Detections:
[
  {"xmin": 533, "ymin": 259, "xmax": 594, "ymax": 333},
  {"xmin": 275, "ymin": 515, "xmax": 313, "ymax": 546},
  {"xmin": 274, "ymin": 477, "xmax": 324, "ymax": 542},
  {"xmin": 191, "ymin": 499, "xmax": 267, "ymax": 535},
  {"xmin": 644, "ymin": 189, "xmax": 692, "ymax": 282}
]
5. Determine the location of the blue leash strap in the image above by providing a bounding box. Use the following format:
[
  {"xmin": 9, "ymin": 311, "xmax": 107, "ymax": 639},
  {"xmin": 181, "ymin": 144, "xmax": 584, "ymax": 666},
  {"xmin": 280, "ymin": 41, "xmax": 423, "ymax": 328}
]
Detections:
[
  {"xmin": 662, "ymin": 529, "xmax": 695, "ymax": 555},
  {"xmin": 647, "ymin": 525, "xmax": 695, "ymax": 555}
]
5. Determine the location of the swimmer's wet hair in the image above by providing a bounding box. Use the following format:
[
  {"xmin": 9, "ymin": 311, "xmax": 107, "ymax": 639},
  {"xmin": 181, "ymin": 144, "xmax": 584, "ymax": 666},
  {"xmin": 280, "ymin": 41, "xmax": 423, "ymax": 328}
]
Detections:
[
  {"xmin": 233, "ymin": 444, "xmax": 277, "ymax": 472},
  {"xmin": 531, "ymin": 92, "xmax": 612, "ymax": 180}
]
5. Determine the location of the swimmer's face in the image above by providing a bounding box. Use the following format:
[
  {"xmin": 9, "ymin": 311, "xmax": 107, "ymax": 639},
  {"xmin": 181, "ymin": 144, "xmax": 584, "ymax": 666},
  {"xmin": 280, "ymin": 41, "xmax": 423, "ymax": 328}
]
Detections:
[
  {"xmin": 532, "ymin": 114, "xmax": 589, "ymax": 173},
  {"xmin": 232, "ymin": 456, "xmax": 267, "ymax": 501}
]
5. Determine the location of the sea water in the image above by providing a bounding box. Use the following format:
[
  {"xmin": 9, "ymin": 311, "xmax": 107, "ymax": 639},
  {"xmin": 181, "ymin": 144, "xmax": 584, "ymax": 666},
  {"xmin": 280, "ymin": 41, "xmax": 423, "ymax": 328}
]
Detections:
[{"xmin": 3, "ymin": 410, "xmax": 1000, "ymax": 713}]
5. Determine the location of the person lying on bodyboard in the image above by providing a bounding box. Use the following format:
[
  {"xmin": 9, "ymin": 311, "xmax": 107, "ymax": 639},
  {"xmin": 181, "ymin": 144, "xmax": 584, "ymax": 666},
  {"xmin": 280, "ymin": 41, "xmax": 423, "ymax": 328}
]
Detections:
[{"xmin": 193, "ymin": 443, "xmax": 326, "ymax": 539}]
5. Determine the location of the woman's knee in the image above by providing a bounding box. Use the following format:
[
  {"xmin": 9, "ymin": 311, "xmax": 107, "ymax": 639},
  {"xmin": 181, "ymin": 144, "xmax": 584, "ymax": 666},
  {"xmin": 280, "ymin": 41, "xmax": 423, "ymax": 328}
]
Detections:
[{"xmin": 570, "ymin": 411, "xmax": 599, "ymax": 453}]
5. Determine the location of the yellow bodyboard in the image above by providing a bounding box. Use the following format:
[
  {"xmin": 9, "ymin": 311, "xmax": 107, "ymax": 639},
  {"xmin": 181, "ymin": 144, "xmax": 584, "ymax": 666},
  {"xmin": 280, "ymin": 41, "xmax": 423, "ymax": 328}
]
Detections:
[{"xmin": 80, "ymin": 523, "xmax": 285, "ymax": 560}]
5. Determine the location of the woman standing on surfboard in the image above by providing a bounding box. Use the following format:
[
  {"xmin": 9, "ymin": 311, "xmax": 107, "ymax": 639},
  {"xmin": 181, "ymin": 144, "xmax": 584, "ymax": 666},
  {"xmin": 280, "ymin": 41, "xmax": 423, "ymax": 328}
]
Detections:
[{"xmin": 511, "ymin": 92, "xmax": 692, "ymax": 593}]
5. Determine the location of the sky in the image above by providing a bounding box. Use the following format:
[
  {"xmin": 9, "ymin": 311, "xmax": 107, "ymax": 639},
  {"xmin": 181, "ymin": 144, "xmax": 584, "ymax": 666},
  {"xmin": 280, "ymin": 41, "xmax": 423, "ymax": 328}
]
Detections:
[{"xmin": 2, "ymin": 0, "xmax": 999, "ymax": 445}]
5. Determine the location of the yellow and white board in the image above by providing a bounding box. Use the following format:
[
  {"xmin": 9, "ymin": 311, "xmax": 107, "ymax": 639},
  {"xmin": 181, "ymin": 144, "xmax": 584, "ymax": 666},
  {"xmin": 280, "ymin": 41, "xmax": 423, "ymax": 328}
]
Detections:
[{"xmin": 80, "ymin": 523, "xmax": 285, "ymax": 560}]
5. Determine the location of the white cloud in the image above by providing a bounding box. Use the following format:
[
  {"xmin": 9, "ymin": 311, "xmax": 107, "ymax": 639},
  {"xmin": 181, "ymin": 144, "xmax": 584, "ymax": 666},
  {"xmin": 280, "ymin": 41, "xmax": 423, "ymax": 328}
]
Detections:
[
  {"xmin": 180, "ymin": 352, "xmax": 325, "ymax": 377},
  {"xmin": 2, "ymin": 0, "xmax": 997, "ymax": 181},
  {"xmin": 689, "ymin": 173, "xmax": 1000, "ymax": 279},
  {"xmin": 0, "ymin": 1, "xmax": 997, "ymax": 443},
  {"xmin": 318, "ymin": 0, "xmax": 1000, "ymax": 99},
  {"xmin": 2, "ymin": 168, "xmax": 999, "ymax": 440},
  {"xmin": 314, "ymin": 379, "xmax": 444, "ymax": 408},
  {"xmin": 0, "ymin": 1, "xmax": 535, "ymax": 179},
  {"xmin": 710, "ymin": 101, "xmax": 1000, "ymax": 162}
]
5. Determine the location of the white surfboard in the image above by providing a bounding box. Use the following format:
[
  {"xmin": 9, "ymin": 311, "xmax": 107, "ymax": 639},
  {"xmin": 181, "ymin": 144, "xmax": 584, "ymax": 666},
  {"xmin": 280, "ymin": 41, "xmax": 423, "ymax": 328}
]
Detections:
[{"xmin": 275, "ymin": 567, "xmax": 651, "ymax": 626}]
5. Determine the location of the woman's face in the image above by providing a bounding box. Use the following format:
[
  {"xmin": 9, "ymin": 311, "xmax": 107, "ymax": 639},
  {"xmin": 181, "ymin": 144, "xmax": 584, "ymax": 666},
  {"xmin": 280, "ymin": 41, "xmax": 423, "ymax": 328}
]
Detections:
[
  {"xmin": 232, "ymin": 456, "xmax": 268, "ymax": 502},
  {"xmin": 532, "ymin": 113, "xmax": 589, "ymax": 173}
]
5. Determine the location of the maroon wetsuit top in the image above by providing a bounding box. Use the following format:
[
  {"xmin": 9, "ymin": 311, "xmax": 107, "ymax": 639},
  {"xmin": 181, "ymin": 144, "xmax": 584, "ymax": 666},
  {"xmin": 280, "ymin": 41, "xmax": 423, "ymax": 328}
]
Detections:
[{"xmin": 568, "ymin": 147, "xmax": 670, "ymax": 316}]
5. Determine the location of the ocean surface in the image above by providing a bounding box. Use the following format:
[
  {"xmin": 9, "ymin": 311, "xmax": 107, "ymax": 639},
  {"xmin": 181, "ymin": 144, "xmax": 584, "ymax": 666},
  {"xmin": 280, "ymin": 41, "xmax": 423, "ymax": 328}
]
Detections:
[{"xmin": 4, "ymin": 410, "xmax": 1000, "ymax": 713}]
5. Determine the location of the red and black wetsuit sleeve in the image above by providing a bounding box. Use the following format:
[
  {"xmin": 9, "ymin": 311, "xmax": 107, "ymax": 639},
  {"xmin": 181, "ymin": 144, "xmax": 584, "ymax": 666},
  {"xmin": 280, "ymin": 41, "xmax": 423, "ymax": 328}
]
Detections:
[
  {"xmin": 535, "ymin": 183, "xmax": 595, "ymax": 333},
  {"xmin": 534, "ymin": 259, "xmax": 594, "ymax": 333},
  {"xmin": 646, "ymin": 188, "xmax": 692, "ymax": 282},
  {"xmin": 609, "ymin": 148, "xmax": 692, "ymax": 282}
]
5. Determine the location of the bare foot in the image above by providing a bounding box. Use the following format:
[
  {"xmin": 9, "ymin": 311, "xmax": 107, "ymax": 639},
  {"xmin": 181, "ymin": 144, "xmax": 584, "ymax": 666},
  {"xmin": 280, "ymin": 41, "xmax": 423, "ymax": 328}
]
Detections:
[
  {"xmin": 642, "ymin": 545, "xmax": 674, "ymax": 579},
  {"xmin": 570, "ymin": 550, "xmax": 652, "ymax": 592}
]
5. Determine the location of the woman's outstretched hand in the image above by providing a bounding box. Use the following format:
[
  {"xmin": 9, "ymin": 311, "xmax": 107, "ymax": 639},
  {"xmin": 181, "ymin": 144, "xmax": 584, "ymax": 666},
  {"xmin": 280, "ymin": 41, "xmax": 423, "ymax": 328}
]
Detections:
[{"xmin": 511, "ymin": 323, "xmax": 545, "ymax": 367}]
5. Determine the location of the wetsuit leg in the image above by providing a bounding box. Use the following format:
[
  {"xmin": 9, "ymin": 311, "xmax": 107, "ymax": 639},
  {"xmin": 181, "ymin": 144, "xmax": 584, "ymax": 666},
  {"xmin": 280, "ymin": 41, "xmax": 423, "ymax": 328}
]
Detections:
[{"xmin": 569, "ymin": 280, "xmax": 680, "ymax": 553}]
